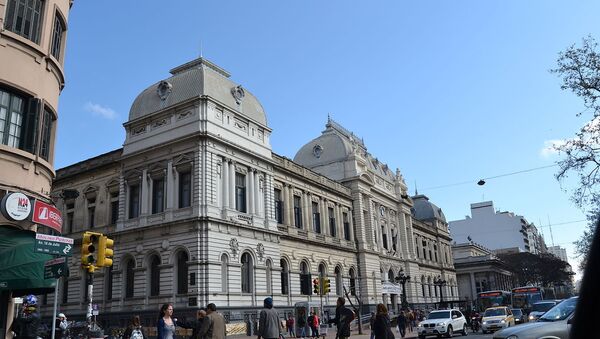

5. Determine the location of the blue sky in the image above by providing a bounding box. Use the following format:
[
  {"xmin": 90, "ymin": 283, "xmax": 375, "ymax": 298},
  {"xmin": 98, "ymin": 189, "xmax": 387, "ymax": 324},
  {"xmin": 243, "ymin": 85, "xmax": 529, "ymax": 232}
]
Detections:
[{"xmin": 57, "ymin": 1, "xmax": 600, "ymax": 279}]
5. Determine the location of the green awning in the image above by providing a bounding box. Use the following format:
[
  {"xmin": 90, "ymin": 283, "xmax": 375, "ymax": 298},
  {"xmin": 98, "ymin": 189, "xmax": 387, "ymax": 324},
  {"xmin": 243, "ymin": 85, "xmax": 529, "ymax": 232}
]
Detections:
[{"xmin": 0, "ymin": 226, "xmax": 56, "ymax": 294}]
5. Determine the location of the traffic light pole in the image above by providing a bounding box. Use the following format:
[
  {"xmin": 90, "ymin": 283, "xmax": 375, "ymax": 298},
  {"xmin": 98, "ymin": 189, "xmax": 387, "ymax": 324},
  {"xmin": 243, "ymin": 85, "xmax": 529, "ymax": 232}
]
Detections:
[
  {"xmin": 86, "ymin": 270, "xmax": 94, "ymax": 322},
  {"xmin": 319, "ymin": 280, "xmax": 324, "ymax": 322},
  {"xmin": 50, "ymin": 277, "xmax": 59, "ymax": 339}
]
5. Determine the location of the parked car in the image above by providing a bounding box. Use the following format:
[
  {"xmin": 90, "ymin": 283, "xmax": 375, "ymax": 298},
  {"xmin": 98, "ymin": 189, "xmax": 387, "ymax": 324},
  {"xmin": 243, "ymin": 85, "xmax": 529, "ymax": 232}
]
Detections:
[
  {"xmin": 511, "ymin": 308, "xmax": 526, "ymax": 324},
  {"xmin": 493, "ymin": 296, "xmax": 577, "ymax": 339},
  {"xmin": 481, "ymin": 306, "xmax": 515, "ymax": 334},
  {"xmin": 416, "ymin": 309, "xmax": 468, "ymax": 338},
  {"xmin": 528, "ymin": 300, "xmax": 559, "ymax": 321}
]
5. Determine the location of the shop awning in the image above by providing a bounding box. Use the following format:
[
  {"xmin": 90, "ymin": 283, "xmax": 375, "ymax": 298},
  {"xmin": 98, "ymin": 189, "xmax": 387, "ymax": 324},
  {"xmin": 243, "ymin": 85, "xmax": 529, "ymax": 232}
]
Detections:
[{"xmin": 0, "ymin": 226, "xmax": 56, "ymax": 295}]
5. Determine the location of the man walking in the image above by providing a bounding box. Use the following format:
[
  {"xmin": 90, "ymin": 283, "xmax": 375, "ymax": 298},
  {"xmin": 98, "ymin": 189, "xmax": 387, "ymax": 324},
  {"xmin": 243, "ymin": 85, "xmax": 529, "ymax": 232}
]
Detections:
[
  {"xmin": 396, "ymin": 311, "xmax": 406, "ymax": 338},
  {"xmin": 328, "ymin": 297, "xmax": 354, "ymax": 339},
  {"xmin": 198, "ymin": 303, "xmax": 227, "ymax": 339},
  {"xmin": 178, "ymin": 309, "xmax": 207, "ymax": 339},
  {"xmin": 257, "ymin": 297, "xmax": 281, "ymax": 339}
]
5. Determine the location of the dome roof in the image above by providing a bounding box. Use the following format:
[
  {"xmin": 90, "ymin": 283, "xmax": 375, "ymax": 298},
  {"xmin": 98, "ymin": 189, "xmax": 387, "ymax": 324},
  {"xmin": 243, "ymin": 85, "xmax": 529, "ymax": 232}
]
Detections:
[
  {"xmin": 128, "ymin": 58, "xmax": 267, "ymax": 126},
  {"xmin": 411, "ymin": 194, "xmax": 446, "ymax": 223},
  {"xmin": 293, "ymin": 129, "xmax": 354, "ymax": 167}
]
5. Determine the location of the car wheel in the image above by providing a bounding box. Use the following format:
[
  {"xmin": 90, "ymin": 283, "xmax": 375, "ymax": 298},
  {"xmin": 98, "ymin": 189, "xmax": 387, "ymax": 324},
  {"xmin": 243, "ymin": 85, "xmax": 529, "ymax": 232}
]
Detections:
[
  {"xmin": 446, "ymin": 325, "xmax": 453, "ymax": 338},
  {"xmin": 462, "ymin": 324, "xmax": 467, "ymax": 336}
]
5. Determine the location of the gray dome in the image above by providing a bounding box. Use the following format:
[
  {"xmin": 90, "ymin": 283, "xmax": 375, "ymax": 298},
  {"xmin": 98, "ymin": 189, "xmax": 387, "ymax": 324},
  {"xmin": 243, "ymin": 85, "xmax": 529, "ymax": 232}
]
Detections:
[
  {"xmin": 293, "ymin": 131, "xmax": 353, "ymax": 166},
  {"xmin": 128, "ymin": 58, "xmax": 267, "ymax": 126},
  {"xmin": 411, "ymin": 194, "xmax": 446, "ymax": 223}
]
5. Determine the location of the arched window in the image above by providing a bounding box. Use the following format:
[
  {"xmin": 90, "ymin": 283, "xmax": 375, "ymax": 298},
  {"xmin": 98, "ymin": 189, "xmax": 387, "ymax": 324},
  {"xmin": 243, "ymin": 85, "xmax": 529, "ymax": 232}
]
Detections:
[
  {"xmin": 388, "ymin": 269, "xmax": 394, "ymax": 282},
  {"xmin": 434, "ymin": 280, "xmax": 438, "ymax": 297},
  {"xmin": 319, "ymin": 263, "xmax": 327, "ymax": 279},
  {"xmin": 176, "ymin": 251, "xmax": 189, "ymax": 294},
  {"xmin": 335, "ymin": 266, "xmax": 342, "ymax": 296},
  {"xmin": 241, "ymin": 252, "xmax": 254, "ymax": 293},
  {"xmin": 125, "ymin": 258, "xmax": 135, "ymax": 298},
  {"xmin": 221, "ymin": 254, "xmax": 229, "ymax": 293},
  {"xmin": 300, "ymin": 261, "xmax": 310, "ymax": 295},
  {"xmin": 427, "ymin": 277, "xmax": 432, "ymax": 298},
  {"xmin": 421, "ymin": 276, "xmax": 425, "ymax": 297},
  {"xmin": 349, "ymin": 268, "xmax": 356, "ymax": 296},
  {"xmin": 280, "ymin": 259, "xmax": 289, "ymax": 295},
  {"xmin": 266, "ymin": 259, "xmax": 273, "ymax": 295},
  {"xmin": 150, "ymin": 255, "xmax": 161, "ymax": 296}
]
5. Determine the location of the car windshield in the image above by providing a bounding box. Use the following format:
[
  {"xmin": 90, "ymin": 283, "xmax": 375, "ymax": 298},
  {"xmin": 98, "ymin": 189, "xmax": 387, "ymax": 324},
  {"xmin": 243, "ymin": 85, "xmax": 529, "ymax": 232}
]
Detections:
[
  {"xmin": 539, "ymin": 298, "xmax": 577, "ymax": 322},
  {"xmin": 427, "ymin": 311, "xmax": 450, "ymax": 319},
  {"xmin": 484, "ymin": 308, "xmax": 506, "ymax": 317},
  {"xmin": 532, "ymin": 302, "xmax": 556, "ymax": 312},
  {"xmin": 511, "ymin": 309, "xmax": 522, "ymax": 316}
]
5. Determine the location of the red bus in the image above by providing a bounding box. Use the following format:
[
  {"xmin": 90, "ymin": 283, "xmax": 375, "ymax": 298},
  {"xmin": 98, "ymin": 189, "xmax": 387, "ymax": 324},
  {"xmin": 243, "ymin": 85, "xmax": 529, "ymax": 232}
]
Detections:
[
  {"xmin": 477, "ymin": 290, "xmax": 511, "ymax": 311},
  {"xmin": 511, "ymin": 286, "xmax": 543, "ymax": 314}
]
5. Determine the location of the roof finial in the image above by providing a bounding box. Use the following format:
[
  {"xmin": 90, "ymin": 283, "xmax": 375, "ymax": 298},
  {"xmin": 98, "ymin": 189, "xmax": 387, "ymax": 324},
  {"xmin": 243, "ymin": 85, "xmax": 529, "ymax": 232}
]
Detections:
[
  {"xmin": 328, "ymin": 113, "xmax": 331, "ymax": 123},
  {"xmin": 414, "ymin": 180, "xmax": 418, "ymax": 195},
  {"xmin": 199, "ymin": 40, "xmax": 203, "ymax": 58}
]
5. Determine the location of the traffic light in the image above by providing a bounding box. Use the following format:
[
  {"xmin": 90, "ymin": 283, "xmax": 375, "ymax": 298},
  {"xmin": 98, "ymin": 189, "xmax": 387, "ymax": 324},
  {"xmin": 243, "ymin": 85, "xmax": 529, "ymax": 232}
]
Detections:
[
  {"xmin": 81, "ymin": 232, "xmax": 101, "ymax": 272},
  {"xmin": 323, "ymin": 278, "xmax": 331, "ymax": 294},
  {"xmin": 313, "ymin": 278, "xmax": 320, "ymax": 295},
  {"xmin": 98, "ymin": 235, "xmax": 114, "ymax": 267}
]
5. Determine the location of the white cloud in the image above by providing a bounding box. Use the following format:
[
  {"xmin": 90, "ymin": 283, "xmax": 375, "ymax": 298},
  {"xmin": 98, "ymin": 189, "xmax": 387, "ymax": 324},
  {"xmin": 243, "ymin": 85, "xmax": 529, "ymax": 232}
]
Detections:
[
  {"xmin": 540, "ymin": 139, "xmax": 567, "ymax": 158},
  {"xmin": 84, "ymin": 102, "xmax": 117, "ymax": 120}
]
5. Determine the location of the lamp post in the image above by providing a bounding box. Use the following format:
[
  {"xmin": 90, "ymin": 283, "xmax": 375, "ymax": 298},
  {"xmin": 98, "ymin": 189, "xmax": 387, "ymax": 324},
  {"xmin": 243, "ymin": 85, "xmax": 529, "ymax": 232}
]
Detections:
[
  {"xmin": 434, "ymin": 276, "xmax": 447, "ymax": 307},
  {"xmin": 395, "ymin": 272, "xmax": 411, "ymax": 309}
]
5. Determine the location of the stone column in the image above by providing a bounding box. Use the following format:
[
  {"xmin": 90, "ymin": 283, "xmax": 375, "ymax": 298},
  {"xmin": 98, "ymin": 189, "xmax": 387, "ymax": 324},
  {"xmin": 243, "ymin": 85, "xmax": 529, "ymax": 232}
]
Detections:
[
  {"xmin": 284, "ymin": 184, "xmax": 292, "ymax": 226},
  {"xmin": 223, "ymin": 159, "xmax": 229, "ymax": 208},
  {"xmin": 254, "ymin": 171, "xmax": 261, "ymax": 216},
  {"xmin": 166, "ymin": 161, "xmax": 174, "ymax": 209},
  {"xmin": 335, "ymin": 203, "xmax": 342, "ymax": 238},
  {"xmin": 229, "ymin": 161, "xmax": 235, "ymax": 208},
  {"xmin": 141, "ymin": 169, "xmax": 148, "ymax": 215},
  {"xmin": 248, "ymin": 168, "xmax": 255, "ymax": 214},
  {"xmin": 303, "ymin": 191, "xmax": 310, "ymax": 230},
  {"xmin": 470, "ymin": 273, "xmax": 477, "ymax": 301},
  {"xmin": 320, "ymin": 198, "xmax": 327, "ymax": 235}
]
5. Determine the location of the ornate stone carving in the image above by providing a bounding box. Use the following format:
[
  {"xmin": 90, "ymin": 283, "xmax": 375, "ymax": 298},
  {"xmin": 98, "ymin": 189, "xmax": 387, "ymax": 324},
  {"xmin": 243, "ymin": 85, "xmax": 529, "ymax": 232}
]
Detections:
[
  {"xmin": 161, "ymin": 240, "xmax": 169, "ymax": 250},
  {"xmin": 131, "ymin": 125, "xmax": 146, "ymax": 136},
  {"xmin": 157, "ymin": 81, "xmax": 173, "ymax": 101},
  {"xmin": 312, "ymin": 144, "xmax": 323, "ymax": 158},
  {"xmin": 177, "ymin": 110, "xmax": 193, "ymax": 120},
  {"xmin": 136, "ymin": 244, "xmax": 144, "ymax": 254},
  {"xmin": 152, "ymin": 118, "xmax": 169, "ymax": 129},
  {"xmin": 231, "ymin": 85, "xmax": 245, "ymax": 104},
  {"xmin": 256, "ymin": 243, "xmax": 265, "ymax": 261},
  {"xmin": 229, "ymin": 238, "xmax": 239, "ymax": 258}
]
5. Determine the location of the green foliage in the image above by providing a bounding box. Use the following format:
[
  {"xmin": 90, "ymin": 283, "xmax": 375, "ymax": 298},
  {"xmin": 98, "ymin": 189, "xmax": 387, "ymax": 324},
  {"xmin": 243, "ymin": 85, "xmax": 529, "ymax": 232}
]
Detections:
[{"xmin": 497, "ymin": 252, "xmax": 574, "ymax": 287}]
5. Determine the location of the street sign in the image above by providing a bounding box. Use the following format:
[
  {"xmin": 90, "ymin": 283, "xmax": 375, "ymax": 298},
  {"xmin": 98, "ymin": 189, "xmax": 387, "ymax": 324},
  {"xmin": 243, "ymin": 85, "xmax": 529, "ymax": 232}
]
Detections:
[
  {"xmin": 35, "ymin": 234, "xmax": 74, "ymax": 256},
  {"xmin": 32, "ymin": 200, "xmax": 63, "ymax": 233},
  {"xmin": 0, "ymin": 192, "xmax": 32, "ymax": 221},
  {"xmin": 44, "ymin": 257, "xmax": 68, "ymax": 279}
]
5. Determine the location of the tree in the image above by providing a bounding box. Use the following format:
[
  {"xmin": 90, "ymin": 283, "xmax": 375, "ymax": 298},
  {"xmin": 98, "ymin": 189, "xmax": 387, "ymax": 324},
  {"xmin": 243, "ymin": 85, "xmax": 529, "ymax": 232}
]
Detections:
[
  {"xmin": 551, "ymin": 36, "xmax": 600, "ymax": 270},
  {"xmin": 497, "ymin": 252, "xmax": 573, "ymax": 287}
]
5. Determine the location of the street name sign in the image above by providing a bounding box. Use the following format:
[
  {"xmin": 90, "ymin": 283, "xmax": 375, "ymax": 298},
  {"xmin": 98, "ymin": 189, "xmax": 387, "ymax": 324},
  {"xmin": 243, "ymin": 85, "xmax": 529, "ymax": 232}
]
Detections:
[
  {"xmin": 34, "ymin": 234, "xmax": 74, "ymax": 256},
  {"xmin": 44, "ymin": 257, "xmax": 68, "ymax": 279}
]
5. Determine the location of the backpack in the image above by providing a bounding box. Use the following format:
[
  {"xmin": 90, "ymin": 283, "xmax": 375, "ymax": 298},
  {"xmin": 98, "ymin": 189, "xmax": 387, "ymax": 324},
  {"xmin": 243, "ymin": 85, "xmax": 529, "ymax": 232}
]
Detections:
[
  {"xmin": 307, "ymin": 315, "xmax": 314, "ymax": 327},
  {"xmin": 131, "ymin": 327, "xmax": 144, "ymax": 339}
]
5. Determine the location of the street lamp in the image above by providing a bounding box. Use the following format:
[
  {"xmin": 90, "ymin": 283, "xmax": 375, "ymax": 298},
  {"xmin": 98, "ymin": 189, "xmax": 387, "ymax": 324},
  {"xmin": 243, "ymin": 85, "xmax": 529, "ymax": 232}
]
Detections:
[
  {"xmin": 395, "ymin": 272, "xmax": 411, "ymax": 309},
  {"xmin": 434, "ymin": 276, "xmax": 447, "ymax": 306}
]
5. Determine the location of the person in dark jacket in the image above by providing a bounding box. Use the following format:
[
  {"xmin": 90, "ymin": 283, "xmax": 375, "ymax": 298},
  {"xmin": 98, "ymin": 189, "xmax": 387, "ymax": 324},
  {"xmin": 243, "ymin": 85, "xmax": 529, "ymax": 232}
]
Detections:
[
  {"xmin": 372, "ymin": 304, "xmax": 393, "ymax": 339},
  {"xmin": 396, "ymin": 311, "xmax": 406, "ymax": 338},
  {"xmin": 177, "ymin": 309, "xmax": 207, "ymax": 339},
  {"xmin": 327, "ymin": 297, "xmax": 354, "ymax": 339},
  {"xmin": 257, "ymin": 297, "xmax": 281, "ymax": 339},
  {"xmin": 11, "ymin": 295, "xmax": 41, "ymax": 339},
  {"xmin": 123, "ymin": 315, "xmax": 148, "ymax": 339}
]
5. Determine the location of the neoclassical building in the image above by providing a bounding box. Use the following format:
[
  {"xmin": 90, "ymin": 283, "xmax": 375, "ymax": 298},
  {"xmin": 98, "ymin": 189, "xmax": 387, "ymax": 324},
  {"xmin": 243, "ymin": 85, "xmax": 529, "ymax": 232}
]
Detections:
[{"xmin": 49, "ymin": 57, "xmax": 457, "ymax": 327}]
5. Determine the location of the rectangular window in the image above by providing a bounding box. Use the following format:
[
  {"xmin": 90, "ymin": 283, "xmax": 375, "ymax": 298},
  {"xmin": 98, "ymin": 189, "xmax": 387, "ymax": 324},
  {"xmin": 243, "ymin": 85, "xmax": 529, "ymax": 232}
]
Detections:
[
  {"xmin": 4, "ymin": 0, "xmax": 44, "ymax": 44},
  {"xmin": 65, "ymin": 202, "xmax": 74, "ymax": 234},
  {"xmin": 293, "ymin": 195, "xmax": 302, "ymax": 228},
  {"xmin": 0, "ymin": 89, "xmax": 25, "ymax": 148},
  {"xmin": 343, "ymin": 212, "xmax": 350, "ymax": 240},
  {"xmin": 434, "ymin": 245, "xmax": 438, "ymax": 262},
  {"xmin": 422, "ymin": 240, "xmax": 427, "ymax": 259},
  {"xmin": 50, "ymin": 13, "xmax": 65, "ymax": 59},
  {"xmin": 178, "ymin": 171, "xmax": 192, "ymax": 208},
  {"xmin": 109, "ymin": 192, "xmax": 119, "ymax": 225},
  {"xmin": 274, "ymin": 189, "xmax": 283, "ymax": 224},
  {"xmin": 39, "ymin": 109, "xmax": 53, "ymax": 161},
  {"xmin": 382, "ymin": 225, "xmax": 388, "ymax": 249},
  {"xmin": 129, "ymin": 184, "xmax": 140, "ymax": 219},
  {"xmin": 152, "ymin": 177, "xmax": 165, "ymax": 214},
  {"xmin": 300, "ymin": 274, "xmax": 311, "ymax": 295},
  {"xmin": 328, "ymin": 207, "xmax": 336, "ymax": 237},
  {"xmin": 235, "ymin": 173, "xmax": 246, "ymax": 213},
  {"xmin": 87, "ymin": 198, "xmax": 95, "ymax": 228},
  {"xmin": 312, "ymin": 202, "xmax": 321, "ymax": 233}
]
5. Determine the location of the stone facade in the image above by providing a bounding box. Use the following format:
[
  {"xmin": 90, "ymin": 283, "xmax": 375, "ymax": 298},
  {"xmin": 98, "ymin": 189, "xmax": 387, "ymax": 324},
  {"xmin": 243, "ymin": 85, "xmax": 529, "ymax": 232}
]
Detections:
[{"xmin": 48, "ymin": 58, "xmax": 456, "ymax": 327}]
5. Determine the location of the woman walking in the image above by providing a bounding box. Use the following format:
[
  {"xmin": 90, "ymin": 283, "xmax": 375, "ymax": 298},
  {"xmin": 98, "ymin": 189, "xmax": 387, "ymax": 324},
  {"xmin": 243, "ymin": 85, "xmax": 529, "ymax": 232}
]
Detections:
[
  {"xmin": 157, "ymin": 303, "xmax": 176, "ymax": 339},
  {"xmin": 372, "ymin": 304, "xmax": 394, "ymax": 339},
  {"xmin": 123, "ymin": 315, "xmax": 147, "ymax": 339}
]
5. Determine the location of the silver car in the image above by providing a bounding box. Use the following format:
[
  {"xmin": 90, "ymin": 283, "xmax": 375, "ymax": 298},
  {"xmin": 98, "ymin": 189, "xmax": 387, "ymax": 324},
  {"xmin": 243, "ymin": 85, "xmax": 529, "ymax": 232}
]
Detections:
[{"xmin": 492, "ymin": 297, "xmax": 577, "ymax": 339}]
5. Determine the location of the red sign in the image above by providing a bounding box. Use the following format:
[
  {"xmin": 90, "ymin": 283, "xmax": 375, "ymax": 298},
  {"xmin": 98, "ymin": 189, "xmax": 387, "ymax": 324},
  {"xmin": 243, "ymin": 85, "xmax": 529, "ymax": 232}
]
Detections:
[
  {"xmin": 479, "ymin": 292, "xmax": 502, "ymax": 297},
  {"xmin": 32, "ymin": 200, "xmax": 63, "ymax": 233},
  {"xmin": 513, "ymin": 287, "xmax": 540, "ymax": 293}
]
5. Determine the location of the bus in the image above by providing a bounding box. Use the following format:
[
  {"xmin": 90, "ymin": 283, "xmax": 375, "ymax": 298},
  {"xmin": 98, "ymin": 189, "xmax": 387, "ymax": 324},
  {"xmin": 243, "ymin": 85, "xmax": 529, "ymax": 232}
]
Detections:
[
  {"xmin": 477, "ymin": 290, "xmax": 511, "ymax": 311},
  {"xmin": 511, "ymin": 286, "xmax": 543, "ymax": 314}
]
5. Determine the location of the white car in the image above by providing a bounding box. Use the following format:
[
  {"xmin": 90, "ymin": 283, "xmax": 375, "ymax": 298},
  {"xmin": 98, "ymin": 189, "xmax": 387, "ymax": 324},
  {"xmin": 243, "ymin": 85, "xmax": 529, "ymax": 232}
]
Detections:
[{"xmin": 417, "ymin": 309, "xmax": 468, "ymax": 338}]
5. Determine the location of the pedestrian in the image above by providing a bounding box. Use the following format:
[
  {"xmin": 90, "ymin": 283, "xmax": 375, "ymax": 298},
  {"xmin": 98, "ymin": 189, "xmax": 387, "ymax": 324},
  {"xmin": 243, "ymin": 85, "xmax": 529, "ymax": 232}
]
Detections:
[
  {"xmin": 10, "ymin": 295, "xmax": 41, "ymax": 339},
  {"xmin": 55, "ymin": 313, "xmax": 69, "ymax": 339},
  {"xmin": 396, "ymin": 311, "xmax": 406, "ymax": 338},
  {"xmin": 297, "ymin": 309, "xmax": 307, "ymax": 339},
  {"xmin": 124, "ymin": 315, "xmax": 147, "ymax": 339},
  {"xmin": 177, "ymin": 309, "xmax": 207, "ymax": 339},
  {"xmin": 286, "ymin": 313, "xmax": 296, "ymax": 338},
  {"xmin": 198, "ymin": 303, "xmax": 227, "ymax": 339},
  {"xmin": 157, "ymin": 303, "xmax": 177, "ymax": 339},
  {"xmin": 407, "ymin": 311, "xmax": 415, "ymax": 332},
  {"xmin": 309, "ymin": 312, "xmax": 319, "ymax": 339},
  {"xmin": 257, "ymin": 297, "xmax": 282, "ymax": 339},
  {"xmin": 372, "ymin": 304, "xmax": 394, "ymax": 339},
  {"xmin": 369, "ymin": 312, "xmax": 376, "ymax": 339},
  {"xmin": 327, "ymin": 297, "xmax": 354, "ymax": 339}
]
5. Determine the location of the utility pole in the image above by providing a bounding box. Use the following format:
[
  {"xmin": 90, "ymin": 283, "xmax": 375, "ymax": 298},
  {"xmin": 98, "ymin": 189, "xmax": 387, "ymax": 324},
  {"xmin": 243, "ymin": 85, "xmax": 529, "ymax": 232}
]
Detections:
[{"xmin": 343, "ymin": 286, "xmax": 363, "ymax": 334}]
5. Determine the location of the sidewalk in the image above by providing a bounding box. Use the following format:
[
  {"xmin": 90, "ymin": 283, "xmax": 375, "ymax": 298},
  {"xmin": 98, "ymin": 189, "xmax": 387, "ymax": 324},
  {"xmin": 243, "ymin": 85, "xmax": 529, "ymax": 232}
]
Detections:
[{"xmin": 234, "ymin": 328, "xmax": 418, "ymax": 339}]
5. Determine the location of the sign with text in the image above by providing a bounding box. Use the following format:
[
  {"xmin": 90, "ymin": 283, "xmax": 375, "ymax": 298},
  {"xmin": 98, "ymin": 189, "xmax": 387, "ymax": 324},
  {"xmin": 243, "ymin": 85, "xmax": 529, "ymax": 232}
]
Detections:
[
  {"xmin": 0, "ymin": 192, "xmax": 32, "ymax": 221},
  {"xmin": 44, "ymin": 257, "xmax": 68, "ymax": 279},
  {"xmin": 35, "ymin": 234, "xmax": 74, "ymax": 256},
  {"xmin": 32, "ymin": 200, "xmax": 63, "ymax": 233}
]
